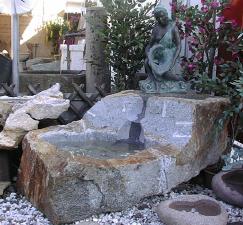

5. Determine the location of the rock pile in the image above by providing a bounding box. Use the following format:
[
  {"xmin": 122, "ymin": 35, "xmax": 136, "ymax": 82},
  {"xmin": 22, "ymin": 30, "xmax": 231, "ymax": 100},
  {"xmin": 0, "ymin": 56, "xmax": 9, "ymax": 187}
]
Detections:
[{"xmin": 0, "ymin": 84, "xmax": 69, "ymax": 149}]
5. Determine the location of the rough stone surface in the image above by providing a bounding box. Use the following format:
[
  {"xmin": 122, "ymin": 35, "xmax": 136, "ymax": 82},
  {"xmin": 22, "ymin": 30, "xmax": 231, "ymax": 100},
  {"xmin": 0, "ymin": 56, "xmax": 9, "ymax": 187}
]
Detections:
[
  {"xmin": 5, "ymin": 113, "xmax": 39, "ymax": 132},
  {"xmin": 0, "ymin": 101, "xmax": 13, "ymax": 128},
  {"xmin": 20, "ymin": 72, "xmax": 85, "ymax": 94},
  {"xmin": 17, "ymin": 91, "xmax": 229, "ymax": 224},
  {"xmin": 75, "ymin": 222, "xmax": 99, "ymax": 225},
  {"xmin": 26, "ymin": 58, "xmax": 53, "ymax": 70},
  {"xmin": 0, "ymin": 84, "xmax": 69, "ymax": 149},
  {"xmin": 156, "ymin": 194, "xmax": 228, "ymax": 225},
  {"xmin": 31, "ymin": 61, "xmax": 60, "ymax": 71},
  {"xmin": 228, "ymin": 223, "xmax": 243, "ymax": 225},
  {"xmin": 212, "ymin": 169, "xmax": 243, "ymax": 208},
  {"xmin": 0, "ymin": 182, "xmax": 10, "ymax": 195},
  {"xmin": 0, "ymin": 97, "xmax": 30, "ymax": 127}
]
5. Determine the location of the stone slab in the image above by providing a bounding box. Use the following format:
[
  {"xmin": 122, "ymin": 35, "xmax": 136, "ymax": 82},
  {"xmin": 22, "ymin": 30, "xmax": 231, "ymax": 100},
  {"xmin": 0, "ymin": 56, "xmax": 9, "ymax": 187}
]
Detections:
[{"xmin": 17, "ymin": 91, "xmax": 229, "ymax": 224}]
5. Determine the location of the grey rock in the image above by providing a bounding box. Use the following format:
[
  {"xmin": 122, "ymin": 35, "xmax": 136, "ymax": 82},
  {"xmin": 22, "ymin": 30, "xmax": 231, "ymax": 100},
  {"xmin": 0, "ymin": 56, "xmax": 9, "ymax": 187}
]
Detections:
[
  {"xmin": 4, "ymin": 113, "xmax": 39, "ymax": 132},
  {"xmin": 0, "ymin": 97, "xmax": 30, "ymax": 127},
  {"xmin": 26, "ymin": 57, "xmax": 53, "ymax": 70},
  {"xmin": 75, "ymin": 222, "xmax": 100, "ymax": 225},
  {"xmin": 0, "ymin": 182, "xmax": 10, "ymax": 195},
  {"xmin": 0, "ymin": 101, "xmax": 13, "ymax": 127},
  {"xmin": 156, "ymin": 194, "xmax": 228, "ymax": 225},
  {"xmin": 227, "ymin": 223, "xmax": 243, "ymax": 225},
  {"xmin": 0, "ymin": 84, "xmax": 69, "ymax": 149},
  {"xmin": 31, "ymin": 60, "xmax": 60, "ymax": 71},
  {"xmin": 212, "ymin": 169, "xmax": 243, "ymax": 208},
  {"xmin": 17, "ymin": 91, "xmax": 229, "ymax": 224}
]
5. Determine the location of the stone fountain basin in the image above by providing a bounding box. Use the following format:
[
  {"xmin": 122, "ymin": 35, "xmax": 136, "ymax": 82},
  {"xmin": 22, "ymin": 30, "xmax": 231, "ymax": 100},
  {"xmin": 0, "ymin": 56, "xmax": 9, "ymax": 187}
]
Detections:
[
  {"xmin": 17, "ymin": 91, "xmax": 229, "ymax": 225},
  {"xmin": 40, "ymin": 128, "xmax": 163, "ymax": 160}
]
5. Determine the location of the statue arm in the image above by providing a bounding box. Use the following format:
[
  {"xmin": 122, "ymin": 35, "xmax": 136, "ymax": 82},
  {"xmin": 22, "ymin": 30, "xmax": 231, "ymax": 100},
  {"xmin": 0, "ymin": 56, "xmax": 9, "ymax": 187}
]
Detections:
[{"xmin": 169, "ymin": 26, "xmax": 181, "ymax": 70}]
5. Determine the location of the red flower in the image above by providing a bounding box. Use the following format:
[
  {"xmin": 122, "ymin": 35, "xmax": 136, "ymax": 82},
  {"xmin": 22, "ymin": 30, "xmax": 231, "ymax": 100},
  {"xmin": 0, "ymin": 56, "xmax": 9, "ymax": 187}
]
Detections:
[
  {"xmin": 214, "ymin": 57, "xmax": 224, "ymax": 65},
  {"xmin": 187, "ymin": 63, "xmax": 197, "ymax": 72},
  {"xmin": 210, "ymin": 1, "xmax": 219, "ymax": 9},
  {"xmin": 196, "ymin": 52, "xmax": 203, "ymax": 60},
  {"xmin": 216, "ymin": 16, "xmax": 225, "ymax": 24},
  {"xmin": 201, "ymin": 6, "xmax": 209, "ymax": 13},
  {"xmin": 231, "ymin": 19, "xmax": 239, "ymax": 28},
  {"xmin": 199, "ymin": 27, "xmax": 206, "ymax": 33}
]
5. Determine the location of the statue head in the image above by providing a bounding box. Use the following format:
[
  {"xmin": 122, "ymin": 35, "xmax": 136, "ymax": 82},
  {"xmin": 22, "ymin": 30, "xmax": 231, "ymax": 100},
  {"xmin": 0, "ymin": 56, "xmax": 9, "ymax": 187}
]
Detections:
[{"xmin": 153, "ymin": 5, "xmax": 169, "ymax": 26}]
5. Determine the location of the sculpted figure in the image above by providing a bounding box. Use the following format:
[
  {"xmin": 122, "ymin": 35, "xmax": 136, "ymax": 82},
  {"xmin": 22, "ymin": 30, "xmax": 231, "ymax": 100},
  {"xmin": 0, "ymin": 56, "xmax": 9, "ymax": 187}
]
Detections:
[{"xmin": 139, "ymin": 4, "xmax": 188, "ymax": 93}]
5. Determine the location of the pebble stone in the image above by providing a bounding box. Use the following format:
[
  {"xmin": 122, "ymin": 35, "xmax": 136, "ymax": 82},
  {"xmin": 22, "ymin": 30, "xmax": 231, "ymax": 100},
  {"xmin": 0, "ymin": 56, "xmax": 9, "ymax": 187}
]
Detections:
[{"xmin": 0, "ymin": 183, "xmax": 242, "ymax": 225}]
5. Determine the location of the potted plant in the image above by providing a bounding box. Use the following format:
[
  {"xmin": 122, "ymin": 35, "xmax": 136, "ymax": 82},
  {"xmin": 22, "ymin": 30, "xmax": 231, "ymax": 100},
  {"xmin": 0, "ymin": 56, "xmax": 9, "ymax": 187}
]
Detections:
[{"xmin": 45, "ymin": 17, "xmax": 69, "ymax": 56}]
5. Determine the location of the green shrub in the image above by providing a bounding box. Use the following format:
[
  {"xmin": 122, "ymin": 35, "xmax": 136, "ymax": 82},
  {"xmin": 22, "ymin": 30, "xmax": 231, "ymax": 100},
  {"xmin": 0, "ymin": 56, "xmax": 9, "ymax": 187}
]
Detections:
[{"xmin": 99, "ymin": 0, "xmax": 155, "ymax": 91}]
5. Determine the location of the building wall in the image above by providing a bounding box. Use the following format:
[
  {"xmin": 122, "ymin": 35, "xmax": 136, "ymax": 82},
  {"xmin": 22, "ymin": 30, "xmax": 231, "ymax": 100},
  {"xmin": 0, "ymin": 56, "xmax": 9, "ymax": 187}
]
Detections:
[
  {"xmin": 0, "ymin": 13, "xmax": 52, "ymax": 57},
  {"xmin": 0, "ymin": 0, "xmax": 71, "ymax": 58}
]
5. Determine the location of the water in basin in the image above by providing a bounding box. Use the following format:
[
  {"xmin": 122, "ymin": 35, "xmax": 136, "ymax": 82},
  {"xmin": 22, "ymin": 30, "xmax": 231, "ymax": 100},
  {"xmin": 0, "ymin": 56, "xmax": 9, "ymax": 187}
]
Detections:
[{"xmin": 60, "ymin": 139, "xmax": 145, "ymax": 159}]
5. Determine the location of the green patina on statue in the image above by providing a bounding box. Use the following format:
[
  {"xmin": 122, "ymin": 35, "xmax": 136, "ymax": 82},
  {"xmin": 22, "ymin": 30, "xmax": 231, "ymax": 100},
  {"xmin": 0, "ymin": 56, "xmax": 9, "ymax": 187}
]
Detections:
[{"xmin": 139, "ymin": 4, "xmax": 189, "ymax": 93}]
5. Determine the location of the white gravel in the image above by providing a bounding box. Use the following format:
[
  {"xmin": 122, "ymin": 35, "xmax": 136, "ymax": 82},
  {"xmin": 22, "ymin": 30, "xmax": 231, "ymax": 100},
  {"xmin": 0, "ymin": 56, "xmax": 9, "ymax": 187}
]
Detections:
[{"xmin": 0, "ymin": 183, "xmax": 242, "ymax": 225}]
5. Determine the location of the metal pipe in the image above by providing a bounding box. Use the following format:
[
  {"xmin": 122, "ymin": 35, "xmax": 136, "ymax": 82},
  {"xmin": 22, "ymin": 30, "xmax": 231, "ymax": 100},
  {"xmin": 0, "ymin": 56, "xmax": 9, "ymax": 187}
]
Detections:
[{"xmin": 11, "ymin": 9, "xmax": 19, "ymax": 96}]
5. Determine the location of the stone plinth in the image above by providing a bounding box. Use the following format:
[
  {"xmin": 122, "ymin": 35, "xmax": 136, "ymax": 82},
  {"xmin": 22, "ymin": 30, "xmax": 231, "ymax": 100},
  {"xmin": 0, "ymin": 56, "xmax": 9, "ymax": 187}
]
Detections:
[{"xmin": 17, "ymin": 91, "xmax": 229, "ymax": 225}]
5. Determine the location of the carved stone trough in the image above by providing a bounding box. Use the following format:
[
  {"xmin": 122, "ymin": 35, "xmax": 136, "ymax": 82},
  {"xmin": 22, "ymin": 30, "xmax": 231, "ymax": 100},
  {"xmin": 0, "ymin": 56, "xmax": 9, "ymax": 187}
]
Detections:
[
  {"xmin": 17, "ymin": 91, "xmax": 229, "ymax": 224},
  {"xmin": 156, "ymin": 195, "xmax": 228, "ymax": 225}
]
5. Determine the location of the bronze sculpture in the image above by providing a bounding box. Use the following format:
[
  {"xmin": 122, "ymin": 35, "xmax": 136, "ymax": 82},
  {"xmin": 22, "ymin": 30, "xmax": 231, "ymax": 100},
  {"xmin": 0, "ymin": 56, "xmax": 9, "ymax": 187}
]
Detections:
[{"xmin": 139, "ymin": 4, "xmax": 188, "ymax": 93}]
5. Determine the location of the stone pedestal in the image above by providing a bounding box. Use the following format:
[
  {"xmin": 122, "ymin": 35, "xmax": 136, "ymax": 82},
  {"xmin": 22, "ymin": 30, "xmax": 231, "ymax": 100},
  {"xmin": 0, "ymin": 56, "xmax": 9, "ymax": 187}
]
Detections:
[
  {"xmin": 17, "ymin": 91, "xmax": 229, "ymax": 225},
  {"xmin": 85, "ymin": 7, "xmax": 110, "ymax": 93}
]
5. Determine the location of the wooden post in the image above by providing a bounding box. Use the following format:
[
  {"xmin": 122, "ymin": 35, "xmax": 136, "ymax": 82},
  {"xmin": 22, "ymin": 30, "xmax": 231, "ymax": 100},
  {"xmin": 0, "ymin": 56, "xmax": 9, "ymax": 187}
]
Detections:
[{"xmin": 85, "ymin": 7, "xmax": 110, "ymax": 93}]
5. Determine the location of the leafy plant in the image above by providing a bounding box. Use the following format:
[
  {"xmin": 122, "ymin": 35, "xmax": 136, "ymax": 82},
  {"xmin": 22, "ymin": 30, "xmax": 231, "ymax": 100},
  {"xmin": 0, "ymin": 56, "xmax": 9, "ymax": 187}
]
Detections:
[
  {"xmin": 222, "ymin": 145, "xmax": 243, "ymax": 171},
  {"xmin": 85, "ymin": 0, "xmax": 97, "ymax": 7},
  {"xmin": 99, "ymin": 0, "xmax": 154, "ymax": 91},
  {"xmin": 64, "ymin": 14, "xmax": 81, "ymax": 33},
  {"xmin": 174, "ymin": 0, "xmax": 243, "ymax": 146},
  {"xmin": 45, "ymin": 17, "xmax": 69, "ymax": 55}
]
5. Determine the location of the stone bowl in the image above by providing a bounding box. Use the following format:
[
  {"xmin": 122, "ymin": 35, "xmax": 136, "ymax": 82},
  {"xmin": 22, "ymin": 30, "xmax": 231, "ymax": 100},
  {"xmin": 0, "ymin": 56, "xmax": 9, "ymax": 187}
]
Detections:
[
  {"xmin": 169, "ymin": 199, "xmax": 221, "ymax": 216},
  {"xmin": 212, "ymin": 169, "xmax": 243, "ymax": 208},
  {"xmin": 156, "ymin": 194, "xmax": 228, "ymax": 225}
]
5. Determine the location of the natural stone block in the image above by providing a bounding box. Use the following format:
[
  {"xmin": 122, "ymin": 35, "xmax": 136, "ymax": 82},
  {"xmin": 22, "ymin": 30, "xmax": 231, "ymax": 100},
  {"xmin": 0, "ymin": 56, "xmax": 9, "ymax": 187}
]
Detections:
[{"xmin": 17, "ymin": 91, "xmax": 229, "ymax": 224}]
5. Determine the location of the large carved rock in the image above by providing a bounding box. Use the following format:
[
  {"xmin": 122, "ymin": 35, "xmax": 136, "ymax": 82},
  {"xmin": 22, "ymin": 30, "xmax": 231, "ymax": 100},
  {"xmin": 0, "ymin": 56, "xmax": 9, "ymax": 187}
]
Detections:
[
  {"xmin": 17, "ymin": 91, "xmax": 229, "ymax": 224},
  {"xmin": 156, "ymin": 195, "xmax": 228, "ymax": 225},
  {"xmin": 0, "ymin": 84, "xmax": 69, "ymax": 149}
]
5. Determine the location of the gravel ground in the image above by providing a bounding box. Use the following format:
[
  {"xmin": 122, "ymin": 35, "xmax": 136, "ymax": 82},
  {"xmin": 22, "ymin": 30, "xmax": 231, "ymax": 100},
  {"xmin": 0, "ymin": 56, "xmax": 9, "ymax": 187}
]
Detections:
[{"xmin": 0, "ymin": 183, "xmax": 242, "ymax": 225}]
